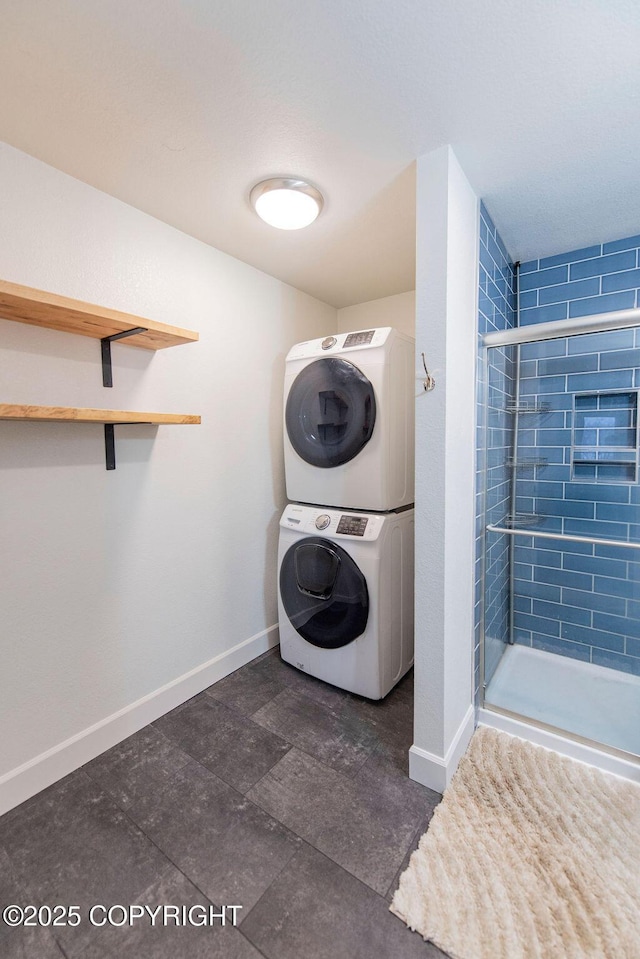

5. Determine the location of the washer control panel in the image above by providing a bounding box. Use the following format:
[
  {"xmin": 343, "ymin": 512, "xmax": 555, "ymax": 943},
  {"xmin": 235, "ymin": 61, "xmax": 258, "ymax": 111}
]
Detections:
[
  {"xmin": 281, "ymin": 505, "xmax": 384, "ymax": 541},
  {"xmin": 336, "ymin": 515, "xmax": 368, "ymax": 536},
  {"xmin": 321, "ymin": 336, "xmax": 337, "ymax": 350}
]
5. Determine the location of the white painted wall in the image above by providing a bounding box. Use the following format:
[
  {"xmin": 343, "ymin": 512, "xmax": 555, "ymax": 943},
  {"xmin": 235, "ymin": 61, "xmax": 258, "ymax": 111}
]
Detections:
[
  {"xmin": 0, "ymin": 142, "xmax": 335, "ymax": 812},
  {"xmin": 337, "ymin": 291, "xmax": 415, "ymax": 337},
  {"xmin": 410, "ymin": 145, "xmax": 478, "ymax": 793}
]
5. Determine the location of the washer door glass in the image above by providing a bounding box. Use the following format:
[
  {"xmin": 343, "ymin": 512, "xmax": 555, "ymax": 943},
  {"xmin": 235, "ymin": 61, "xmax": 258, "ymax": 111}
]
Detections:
[
  {"xmin": 280, "ymin": 537, "xmax": 369, "ymax": 649},
  {"xmin": 286, "ymin": 358, "xmax": 376, "ymax": 468}
]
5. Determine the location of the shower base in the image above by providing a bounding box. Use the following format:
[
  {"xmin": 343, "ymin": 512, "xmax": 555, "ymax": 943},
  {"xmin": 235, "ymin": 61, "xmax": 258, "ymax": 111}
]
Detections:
[{"xmin": 481, "ymin": 644, "xmax": 640, "ymax": 782}]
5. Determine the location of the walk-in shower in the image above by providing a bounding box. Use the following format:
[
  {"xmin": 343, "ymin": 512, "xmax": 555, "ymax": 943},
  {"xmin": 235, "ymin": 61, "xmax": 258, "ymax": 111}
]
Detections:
[{"xmin": 479, "ymin": 308, "xmax": 640, "ymax": 780}]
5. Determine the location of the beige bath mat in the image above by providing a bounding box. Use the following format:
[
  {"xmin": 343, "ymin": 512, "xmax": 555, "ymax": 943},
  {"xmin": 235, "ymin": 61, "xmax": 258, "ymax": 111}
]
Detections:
[{"xmin": 391, "ymin": 727, "xmax": 640, "ymax": 959}]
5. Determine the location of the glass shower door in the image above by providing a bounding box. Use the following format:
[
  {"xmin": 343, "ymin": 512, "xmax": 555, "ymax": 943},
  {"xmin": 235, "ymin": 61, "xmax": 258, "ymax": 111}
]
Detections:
[{"xmin": 482, "ymin": 322, "xmax": 640, "ymax": 759}]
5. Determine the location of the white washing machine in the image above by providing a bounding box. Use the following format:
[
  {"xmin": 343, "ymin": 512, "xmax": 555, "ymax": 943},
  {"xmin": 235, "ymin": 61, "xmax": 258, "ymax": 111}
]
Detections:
[
  {"xmin": 283, "ymin": 327, "xmax": 415, "ymax": 512},
  {"xmin": 277, "ymin": 502, "xmax": 414, "ymax": 700}
]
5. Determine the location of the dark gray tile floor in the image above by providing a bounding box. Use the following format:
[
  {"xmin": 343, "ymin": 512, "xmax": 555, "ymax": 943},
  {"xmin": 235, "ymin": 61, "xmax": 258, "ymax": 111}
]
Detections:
[{"xmin": 0, "ymin": 648, "xmax": 450, "ymax": 958}]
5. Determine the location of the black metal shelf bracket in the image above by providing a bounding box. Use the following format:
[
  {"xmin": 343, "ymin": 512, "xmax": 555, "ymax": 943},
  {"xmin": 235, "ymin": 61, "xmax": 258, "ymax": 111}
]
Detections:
[
  {"xmin": 104, "ymin": 424, "xmax": 116, "ymax": 470},
  {"xmin": 104, "ymin": 421, "xmax": 150, "ymax": 470},
  {"xmin": 101, "ymin": 328, "xmax": 148, "ymax": 387}
]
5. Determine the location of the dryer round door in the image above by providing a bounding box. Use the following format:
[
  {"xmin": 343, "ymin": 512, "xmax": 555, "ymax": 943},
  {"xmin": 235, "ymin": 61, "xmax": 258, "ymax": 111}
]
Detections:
[
  {"xmin": 285, "ymin": 358, "xmax": 376, "ymax": 468},
  {"xmin": 279, "ymin": 536, "xmax": 369, "ymax": 648}
]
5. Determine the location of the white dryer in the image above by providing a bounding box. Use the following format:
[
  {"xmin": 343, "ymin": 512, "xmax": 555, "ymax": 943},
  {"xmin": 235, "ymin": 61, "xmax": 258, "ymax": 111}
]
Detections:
[
  {"xmin": 283, "ymin": 327, "xmax": 415, "ymax": 512},
  {"xmin": 277, "ymin": 503, "xmax": 414, "ymax": 700}
]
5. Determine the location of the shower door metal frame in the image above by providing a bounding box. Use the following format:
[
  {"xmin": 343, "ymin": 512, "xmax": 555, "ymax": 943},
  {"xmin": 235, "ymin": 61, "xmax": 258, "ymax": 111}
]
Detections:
[
  {"xmin": 483, "ymin": 305, "xmax": 640, "ymax": 348},
  {"xmin": 478, "ymin": 339, "xmax": 515, "ymax": 699}
]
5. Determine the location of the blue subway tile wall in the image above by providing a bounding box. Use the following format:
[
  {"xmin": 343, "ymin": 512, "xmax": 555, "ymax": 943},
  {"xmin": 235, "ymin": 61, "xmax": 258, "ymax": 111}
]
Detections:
[
  {"xmin": 510, "ymin": 234, "xmax": 640, "ymax": 677},
  {"xmin": 476, "ymin": 203, "xmax": 516, "ymax": 700},
  {"xmin": 519, "ymin": 240, "xmax": 640, "ymax": 327}
]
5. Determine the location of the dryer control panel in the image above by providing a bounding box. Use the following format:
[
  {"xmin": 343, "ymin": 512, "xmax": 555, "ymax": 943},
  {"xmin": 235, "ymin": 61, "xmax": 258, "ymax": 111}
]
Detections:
[
  {"xmin": 280, "ymin": 504, "xmax": 385, "ymax": 541},
  {"xmin": 285, "ymin": 327, "xmax": 392, "ymax": 361}
]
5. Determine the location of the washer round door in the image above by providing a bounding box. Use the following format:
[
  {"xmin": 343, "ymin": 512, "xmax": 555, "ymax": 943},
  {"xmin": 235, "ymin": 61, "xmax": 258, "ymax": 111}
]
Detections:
[
  {"xmin": 279, "ymin": 537, "xmax": 369, "ymax": 648},
  {"xmin": 285, "ymin": 358, "xmax": 376, "ymax": 468}
]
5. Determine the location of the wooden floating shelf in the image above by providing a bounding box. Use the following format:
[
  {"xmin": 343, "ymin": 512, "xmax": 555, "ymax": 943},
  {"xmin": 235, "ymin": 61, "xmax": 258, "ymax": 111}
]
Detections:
[
  {"xmin": 0, "ymin": 279, "xmax": 199, "ymax": 351},
  {"xmin": 0, "ymin": 405, "xmax": 201, "ymax": 425},
  {"xmin": 0, "ymin": 405, "xmax": 201, "ymax": 470},
  {"xmin": 1, "ymin": 280, "xmax": 201, "ymax": 467}
]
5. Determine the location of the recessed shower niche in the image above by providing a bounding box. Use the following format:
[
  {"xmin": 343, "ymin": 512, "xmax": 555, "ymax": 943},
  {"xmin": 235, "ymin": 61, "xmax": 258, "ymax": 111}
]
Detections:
[{"xmin": 572, "ymin": 390, "xmax": 639, "ymax": 483}]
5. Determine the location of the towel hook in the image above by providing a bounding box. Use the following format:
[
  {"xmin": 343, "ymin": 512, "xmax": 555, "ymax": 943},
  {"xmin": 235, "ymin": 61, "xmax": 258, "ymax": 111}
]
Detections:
[{"xmin": 421, "ymin": 353, "xmax": 435, "ymax": 392}]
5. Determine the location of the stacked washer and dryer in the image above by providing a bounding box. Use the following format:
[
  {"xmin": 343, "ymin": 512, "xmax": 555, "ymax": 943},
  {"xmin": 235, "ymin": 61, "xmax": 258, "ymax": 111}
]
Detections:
[{"xmin": 277, "ymin": 327, "xmax": 415, "ymax": 699}]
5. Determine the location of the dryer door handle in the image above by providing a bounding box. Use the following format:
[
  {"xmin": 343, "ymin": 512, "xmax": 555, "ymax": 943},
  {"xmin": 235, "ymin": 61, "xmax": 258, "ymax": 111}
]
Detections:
[{"xmin": 294, "ymin": 543, "xmax": 341, "ymax": 600}]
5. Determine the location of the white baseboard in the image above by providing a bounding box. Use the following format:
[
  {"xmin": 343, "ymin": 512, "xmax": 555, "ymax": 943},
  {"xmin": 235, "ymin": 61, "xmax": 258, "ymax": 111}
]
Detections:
[
  {"xmin": 409, "ymin": 704, "xmax": 475, "ymax": 793},
  {"xmin": 0, "ymin": 625, "xmax": 280, "ymax": 817}
]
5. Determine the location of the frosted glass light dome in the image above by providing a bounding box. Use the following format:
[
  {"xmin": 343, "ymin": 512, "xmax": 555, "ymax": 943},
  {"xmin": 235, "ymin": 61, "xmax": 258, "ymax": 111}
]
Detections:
[{"xmin": 250, "ymin": 178, "xmax": 324, "ymax": 230}]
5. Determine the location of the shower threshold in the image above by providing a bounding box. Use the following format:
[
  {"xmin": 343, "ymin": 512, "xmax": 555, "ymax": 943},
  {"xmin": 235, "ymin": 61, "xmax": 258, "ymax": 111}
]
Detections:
[{"xmin": 484, "ymin": 644, "xmax": 640, "ymax": 762}]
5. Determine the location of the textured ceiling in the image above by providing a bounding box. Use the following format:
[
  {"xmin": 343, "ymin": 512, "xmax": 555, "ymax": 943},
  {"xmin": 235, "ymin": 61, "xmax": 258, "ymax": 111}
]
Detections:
[{"xmin": 1, "ymin": 0, "xmax": 639, "ymax": 306}]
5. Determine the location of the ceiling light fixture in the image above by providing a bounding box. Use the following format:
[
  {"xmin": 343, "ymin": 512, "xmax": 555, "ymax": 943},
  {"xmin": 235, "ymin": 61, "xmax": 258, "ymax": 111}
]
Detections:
[{"xmin": 250, "ymin": 177, "xmax": 324, "ymax": 230}]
